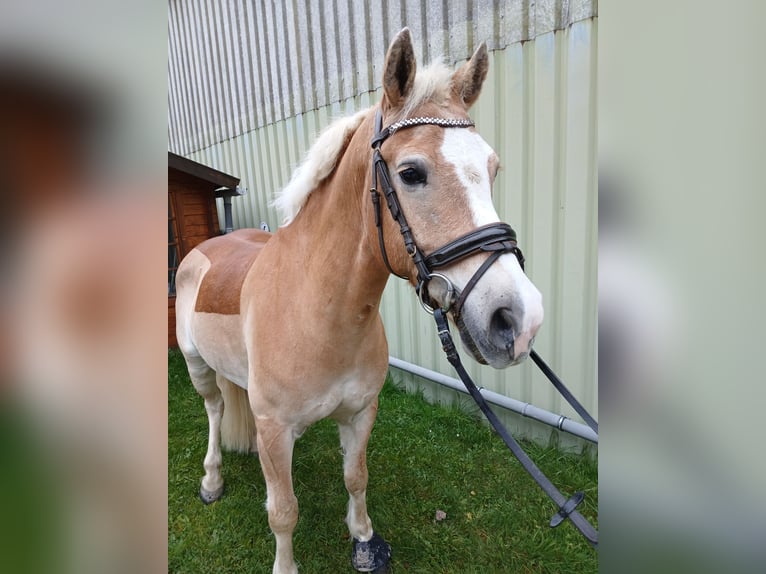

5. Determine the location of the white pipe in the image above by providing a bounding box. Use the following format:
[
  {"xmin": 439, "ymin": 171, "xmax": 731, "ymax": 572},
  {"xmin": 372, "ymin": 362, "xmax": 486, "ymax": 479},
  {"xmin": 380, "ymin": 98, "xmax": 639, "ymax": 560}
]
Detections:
[{"xmin": 388, "ymin": 356, "xmax": 598, "ymax": 444}]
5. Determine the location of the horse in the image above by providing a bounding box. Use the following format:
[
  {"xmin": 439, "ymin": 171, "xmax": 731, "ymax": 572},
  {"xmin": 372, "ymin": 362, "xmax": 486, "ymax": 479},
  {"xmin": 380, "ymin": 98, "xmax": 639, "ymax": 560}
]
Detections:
[{"xmin": 175, "ymin": 27, "xmax": 544, "ymax": 574}]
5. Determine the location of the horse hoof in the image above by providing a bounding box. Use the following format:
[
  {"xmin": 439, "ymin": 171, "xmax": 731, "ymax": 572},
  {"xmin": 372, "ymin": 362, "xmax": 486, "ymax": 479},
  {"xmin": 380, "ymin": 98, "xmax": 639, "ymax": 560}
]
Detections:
[
  {"xmin": 352, "ymin": 531, "xmax": 391, "ymax": 573},
  {"xmin": 199, "ymin": 485, "xmax": 224, "ymax": 505}
]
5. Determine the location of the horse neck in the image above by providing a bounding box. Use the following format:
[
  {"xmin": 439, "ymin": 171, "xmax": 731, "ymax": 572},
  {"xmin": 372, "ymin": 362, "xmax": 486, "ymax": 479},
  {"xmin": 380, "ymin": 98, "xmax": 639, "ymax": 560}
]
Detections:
[{"xmin": 284, "ymin": 111, "xmax": 390, "ymax": 317}]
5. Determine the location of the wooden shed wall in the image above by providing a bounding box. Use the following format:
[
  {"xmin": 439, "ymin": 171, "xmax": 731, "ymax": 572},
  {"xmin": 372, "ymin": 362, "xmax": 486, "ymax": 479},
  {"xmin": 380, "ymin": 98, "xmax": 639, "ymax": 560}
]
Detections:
[{"xmin": 168, "ymin": 167, "xmax": 221, "ymax": 347}]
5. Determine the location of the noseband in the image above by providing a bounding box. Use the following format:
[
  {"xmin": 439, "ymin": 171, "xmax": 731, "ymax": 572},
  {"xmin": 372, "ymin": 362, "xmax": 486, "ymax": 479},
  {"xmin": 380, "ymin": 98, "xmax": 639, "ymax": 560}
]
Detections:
[{"xmin": 369, "ymin": 109, "xmax": 526, "ymax": 318}]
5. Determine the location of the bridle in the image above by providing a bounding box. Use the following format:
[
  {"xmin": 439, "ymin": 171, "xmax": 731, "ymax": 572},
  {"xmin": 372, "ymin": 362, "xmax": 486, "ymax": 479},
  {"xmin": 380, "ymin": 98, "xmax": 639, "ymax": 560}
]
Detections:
[
  {"xmin": 368, "ymin": 107, "xmax": 599, "ymax": 547},
  {"xmin": 369, "ymin": 109, "xmax": 525, "ymax": 319}
]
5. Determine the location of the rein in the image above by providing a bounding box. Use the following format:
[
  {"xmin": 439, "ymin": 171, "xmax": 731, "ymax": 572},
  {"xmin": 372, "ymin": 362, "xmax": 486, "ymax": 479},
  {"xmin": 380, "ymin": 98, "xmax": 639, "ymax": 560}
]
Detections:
[{"xmin": 369, "ymin": 108, "xmax": 599, "ymax": 547}]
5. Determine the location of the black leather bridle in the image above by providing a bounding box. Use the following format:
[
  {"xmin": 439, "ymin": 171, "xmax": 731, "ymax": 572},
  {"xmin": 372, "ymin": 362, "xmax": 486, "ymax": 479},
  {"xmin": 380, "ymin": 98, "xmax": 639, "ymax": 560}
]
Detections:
[
  {"xmin": 368, "ymin": 107, "xmax": 599, "ymax": 547},
  {"xmin": 369, "ymin": 109, "xmax": 525, "ymax": 318}
]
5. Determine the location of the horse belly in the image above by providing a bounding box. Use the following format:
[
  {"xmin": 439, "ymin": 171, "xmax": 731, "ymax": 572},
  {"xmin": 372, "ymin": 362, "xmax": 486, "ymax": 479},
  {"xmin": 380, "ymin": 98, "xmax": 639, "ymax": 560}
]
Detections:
[{"xmin": 190, "ymin": 312, "xmax": 249, "ymax": 387}]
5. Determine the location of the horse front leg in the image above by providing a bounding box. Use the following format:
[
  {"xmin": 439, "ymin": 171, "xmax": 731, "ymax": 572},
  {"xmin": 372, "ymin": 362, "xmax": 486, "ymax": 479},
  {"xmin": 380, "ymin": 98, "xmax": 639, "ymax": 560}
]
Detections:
[
  {"xmin": 337, "ymin": 399, "xmax": 391, "ymax": 572},
  {"xmin": 256, "ymin": 417, "xmax": 300, "ymax": 574}
]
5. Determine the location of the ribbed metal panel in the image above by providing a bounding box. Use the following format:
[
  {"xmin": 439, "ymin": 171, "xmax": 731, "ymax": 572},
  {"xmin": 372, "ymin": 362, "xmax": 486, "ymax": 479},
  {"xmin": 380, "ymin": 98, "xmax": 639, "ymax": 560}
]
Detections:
[
  {"xmin": 379, "ymin": 22, "xmax": 597, "ymax": 447},
  {"xmin": 169, "ymin": 3, "xmax": 597, "ymax": 447},
  {"xmin": 168, "ymin": 0, "xmax": 597, "ymax": 156}
]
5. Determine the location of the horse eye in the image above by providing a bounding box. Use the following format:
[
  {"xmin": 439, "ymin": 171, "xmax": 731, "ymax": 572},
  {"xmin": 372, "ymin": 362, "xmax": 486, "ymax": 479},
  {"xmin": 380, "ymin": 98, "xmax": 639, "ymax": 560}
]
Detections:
[{"xmin": 399, "ymin": 167, "xmax": 427, "ymax": 186}]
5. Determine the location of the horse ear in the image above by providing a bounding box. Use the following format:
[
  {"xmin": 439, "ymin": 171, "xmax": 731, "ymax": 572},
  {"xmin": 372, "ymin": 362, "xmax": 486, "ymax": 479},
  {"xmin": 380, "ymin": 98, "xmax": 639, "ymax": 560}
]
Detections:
[
  {"xmin": 382, "ymin": 28, "xmax": 417, "ymax": 110},
  {"xmin": 452, "ymin": 42, "xmax": 489, "ymax": 108}
]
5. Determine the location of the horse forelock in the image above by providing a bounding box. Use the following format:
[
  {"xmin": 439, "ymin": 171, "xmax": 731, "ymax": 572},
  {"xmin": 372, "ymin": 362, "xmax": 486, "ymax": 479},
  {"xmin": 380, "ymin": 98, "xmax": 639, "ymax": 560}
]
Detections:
[{"xmin": 391, "ymin": 60, "xmax": 454, "ymax": 122}]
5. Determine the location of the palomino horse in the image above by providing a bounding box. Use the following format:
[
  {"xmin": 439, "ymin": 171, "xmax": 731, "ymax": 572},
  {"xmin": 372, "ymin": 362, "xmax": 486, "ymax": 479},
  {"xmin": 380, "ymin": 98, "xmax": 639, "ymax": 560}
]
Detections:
[{"xmin": 175, "ymin": 28, "xmax": 543, "ymax": 574}]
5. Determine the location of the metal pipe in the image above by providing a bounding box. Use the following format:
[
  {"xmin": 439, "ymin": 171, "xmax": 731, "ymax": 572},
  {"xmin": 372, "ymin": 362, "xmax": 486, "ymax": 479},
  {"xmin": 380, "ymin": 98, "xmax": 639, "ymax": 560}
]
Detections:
[
  {"xmin": 223, "ymin": 196, "xmax": 234, "ymax": 233},
  {"xmin": 388, "ymin": 356, "xmax": 598, "ymax": 444},
  {"xmin": 215, "ymin": 185, "xmax": 246, "ymax": 234}
]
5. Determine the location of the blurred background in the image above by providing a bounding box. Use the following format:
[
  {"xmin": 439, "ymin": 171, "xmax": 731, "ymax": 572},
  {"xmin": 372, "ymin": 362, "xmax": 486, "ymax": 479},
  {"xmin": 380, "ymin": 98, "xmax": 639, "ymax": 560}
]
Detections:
[
  {"xmin": 0, "ymin": 1, "xmax": 764, "ymax": 573},
  {"xmin": 599, "ymin": 1, "xmax": 766, "ymax": 572},
  {"xmin": 0, "ymin": 2, "xmax": 166, "ymax": 573}
]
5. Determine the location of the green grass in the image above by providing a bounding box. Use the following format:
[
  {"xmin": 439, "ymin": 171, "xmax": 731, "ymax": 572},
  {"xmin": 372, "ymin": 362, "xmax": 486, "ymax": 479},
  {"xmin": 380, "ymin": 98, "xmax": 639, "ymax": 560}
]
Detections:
[{"xmin": 169, "ymin": 349, "xmax": 597, "ymax": 573}]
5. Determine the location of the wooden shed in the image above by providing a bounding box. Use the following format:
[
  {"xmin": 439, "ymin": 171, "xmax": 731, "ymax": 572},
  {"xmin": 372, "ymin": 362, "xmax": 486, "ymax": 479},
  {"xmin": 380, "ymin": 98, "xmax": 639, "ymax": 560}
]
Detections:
[{"xmin": 168, "ymin": 152, "xmax": 244, "ymax": 347}]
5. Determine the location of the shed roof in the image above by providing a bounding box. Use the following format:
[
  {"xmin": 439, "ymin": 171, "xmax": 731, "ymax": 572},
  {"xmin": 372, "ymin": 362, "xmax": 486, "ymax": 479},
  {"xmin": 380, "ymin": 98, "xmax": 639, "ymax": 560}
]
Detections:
[{"xmin": 168, "ymin": 152, "xmax": 240, "ymax": 193}]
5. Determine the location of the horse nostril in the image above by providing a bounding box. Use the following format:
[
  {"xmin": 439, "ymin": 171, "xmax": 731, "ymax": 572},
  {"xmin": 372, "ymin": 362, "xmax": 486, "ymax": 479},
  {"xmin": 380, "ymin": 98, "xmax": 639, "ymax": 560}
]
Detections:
[{"xmin": 490, "ymin": 307, "xmax": 516, "ymax": 346}]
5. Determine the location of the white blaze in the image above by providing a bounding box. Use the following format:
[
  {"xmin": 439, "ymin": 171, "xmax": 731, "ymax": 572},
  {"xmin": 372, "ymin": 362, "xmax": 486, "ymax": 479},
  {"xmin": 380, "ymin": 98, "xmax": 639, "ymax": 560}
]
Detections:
[
  {"xmin": 439, "ymin": 128, "xmax": 544, "ymax": 350},
  {"xmin": 439, "ymin": 129, "xmax": 500, "ymax": 227}
]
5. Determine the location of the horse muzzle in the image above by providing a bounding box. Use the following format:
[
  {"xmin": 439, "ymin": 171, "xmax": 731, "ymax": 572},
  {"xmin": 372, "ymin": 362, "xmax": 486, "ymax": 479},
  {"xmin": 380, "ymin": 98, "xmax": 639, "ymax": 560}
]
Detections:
[
  {"xmin": 455, "ymin": 304, "xmax": 540, "ymax": 368},
  {"xmin": 452, "ymin": 259, "xmax": 544, "ymax": 369}
]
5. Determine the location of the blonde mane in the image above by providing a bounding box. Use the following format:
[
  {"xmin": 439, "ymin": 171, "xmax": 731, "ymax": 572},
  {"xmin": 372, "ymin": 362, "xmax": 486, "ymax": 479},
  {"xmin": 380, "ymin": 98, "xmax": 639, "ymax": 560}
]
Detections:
[
  {"xmin": 273, "ymin": 60, "xmax": 454, "ymax": 225},
  {"xmin": 273, "ymin": 108, "xmax": 368, "ymax": 225}
]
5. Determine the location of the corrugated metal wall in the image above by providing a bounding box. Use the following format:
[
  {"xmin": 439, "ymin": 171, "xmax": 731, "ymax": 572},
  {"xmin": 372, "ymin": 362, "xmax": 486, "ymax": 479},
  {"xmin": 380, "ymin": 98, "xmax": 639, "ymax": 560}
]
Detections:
[
  {"xmin": 168, "ymin": 1, "xmax": 597, "ymax": 449},
  {"xmin": 168, "ymin": 0, "xmax": 597, "ymax": 154},
  {"xmin": 379, "ymin": 26, "xmax": 597, "ymax": 450}
]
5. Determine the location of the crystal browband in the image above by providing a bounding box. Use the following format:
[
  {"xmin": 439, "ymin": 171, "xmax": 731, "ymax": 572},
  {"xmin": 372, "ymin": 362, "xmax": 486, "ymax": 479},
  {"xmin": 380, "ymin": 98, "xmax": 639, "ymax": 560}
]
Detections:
[{"xmin": 385, "ymin": 116, "xmax": 475, "ymax": 136}]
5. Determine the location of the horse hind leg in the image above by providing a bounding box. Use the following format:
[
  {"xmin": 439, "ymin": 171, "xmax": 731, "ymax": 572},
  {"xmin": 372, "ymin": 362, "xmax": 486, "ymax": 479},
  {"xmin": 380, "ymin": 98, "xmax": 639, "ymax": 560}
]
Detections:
[
  {"xmin": 337, "ymin": 400, "xmax": 391, "ymax": 573},
  {"xmin": 183, "ymin": 355, "xmax": 225, "ymax": 504}
]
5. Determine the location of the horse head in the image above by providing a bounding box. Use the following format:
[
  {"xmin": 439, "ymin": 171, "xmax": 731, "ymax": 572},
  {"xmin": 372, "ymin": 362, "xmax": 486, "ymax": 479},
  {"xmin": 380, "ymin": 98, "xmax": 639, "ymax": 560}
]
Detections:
[{"xmin": 373, "ymin": 28, "xmax": 544, "ymax": 367}]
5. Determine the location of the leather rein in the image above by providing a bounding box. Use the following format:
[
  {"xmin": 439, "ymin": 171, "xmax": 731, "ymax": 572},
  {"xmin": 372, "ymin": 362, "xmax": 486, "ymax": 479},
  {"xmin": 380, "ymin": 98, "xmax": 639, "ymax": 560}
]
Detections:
[{"xmin": 369, "ymin": 108, "xmax": 599, "ymax": 547}]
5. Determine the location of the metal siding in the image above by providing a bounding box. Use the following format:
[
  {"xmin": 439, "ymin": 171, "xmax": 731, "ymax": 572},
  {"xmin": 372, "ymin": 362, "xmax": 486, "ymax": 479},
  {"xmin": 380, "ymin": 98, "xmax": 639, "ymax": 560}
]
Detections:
[
  {"xmin": 169, "ymin": 2, "xmax": 597, "ymax": 447},
  {"xmin": 377, "ymin": 24, "xmax": 597, "ymax": 447},
  {"xmin": 168, "ymin": 0, "xmax": 596, "ymax": 156}
]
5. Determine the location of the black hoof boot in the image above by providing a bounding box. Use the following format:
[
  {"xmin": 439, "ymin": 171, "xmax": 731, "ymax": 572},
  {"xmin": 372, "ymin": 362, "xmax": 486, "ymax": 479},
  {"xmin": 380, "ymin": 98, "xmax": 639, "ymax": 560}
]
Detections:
[
  {"xmin": 199, "ymin": 484, "xmax": 224, "ymax": 505},
  {"xmin": 352, "ymin": 531, "xmax": 391, "ymax": 573}
]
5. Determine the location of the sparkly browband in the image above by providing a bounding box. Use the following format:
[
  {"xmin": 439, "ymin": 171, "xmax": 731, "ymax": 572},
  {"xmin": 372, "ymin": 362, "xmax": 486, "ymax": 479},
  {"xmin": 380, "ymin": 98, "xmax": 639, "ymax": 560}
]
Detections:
[
  {"xmin": 387, "ymin": 116, "xmax": 475, "ymax": 134},
  {"xmin": 371, "ymin": 116, "xmax": 475, "ymax": 148}
]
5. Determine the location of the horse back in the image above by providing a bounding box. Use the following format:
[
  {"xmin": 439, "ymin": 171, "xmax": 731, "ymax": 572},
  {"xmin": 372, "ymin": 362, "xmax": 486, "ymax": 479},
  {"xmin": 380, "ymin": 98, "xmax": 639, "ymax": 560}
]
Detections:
[{"xmin": 188, "ymin": 228, "xmax": 272, "ymax": 315}]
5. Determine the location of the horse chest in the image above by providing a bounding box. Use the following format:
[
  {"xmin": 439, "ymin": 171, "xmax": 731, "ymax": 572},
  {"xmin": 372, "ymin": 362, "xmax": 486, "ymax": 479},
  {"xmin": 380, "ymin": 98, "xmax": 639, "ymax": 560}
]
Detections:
[{"xmin": 299, "ymin": 371, "xmax": 384, "ymax": 422}]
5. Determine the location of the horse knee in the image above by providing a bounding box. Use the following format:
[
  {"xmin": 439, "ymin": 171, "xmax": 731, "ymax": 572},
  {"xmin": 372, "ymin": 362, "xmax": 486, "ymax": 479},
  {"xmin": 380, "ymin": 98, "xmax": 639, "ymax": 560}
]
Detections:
[
  {"xmin": 266, "ymin": 494, "xmax": 299, "ymax": 534},
  {"xmin": 344, "ymin": 465, "xmax": 368, "ymax": 495}
]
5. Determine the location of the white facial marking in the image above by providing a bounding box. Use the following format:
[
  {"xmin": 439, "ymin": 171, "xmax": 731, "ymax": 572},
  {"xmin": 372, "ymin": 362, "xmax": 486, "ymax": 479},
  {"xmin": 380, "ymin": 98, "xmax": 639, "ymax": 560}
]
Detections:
[
  {"xmin": 440, "ymin": 129, "xmax": 500, "ymax": 227},
  {"xmin": 440, "ymin": 127, "xmax": 544, "ymax": 363}
]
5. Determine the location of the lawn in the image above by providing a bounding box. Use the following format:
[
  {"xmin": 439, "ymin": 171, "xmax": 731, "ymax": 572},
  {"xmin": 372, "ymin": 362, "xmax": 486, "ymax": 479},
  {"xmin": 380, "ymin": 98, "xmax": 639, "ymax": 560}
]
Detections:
[{"xmin": 168, "ymin": 349, "xmax": 597, "ymax": 573}]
